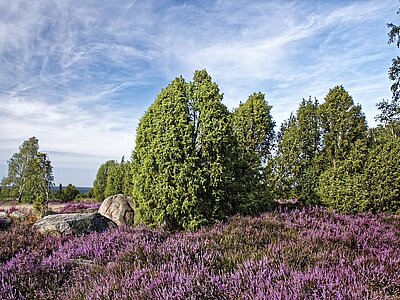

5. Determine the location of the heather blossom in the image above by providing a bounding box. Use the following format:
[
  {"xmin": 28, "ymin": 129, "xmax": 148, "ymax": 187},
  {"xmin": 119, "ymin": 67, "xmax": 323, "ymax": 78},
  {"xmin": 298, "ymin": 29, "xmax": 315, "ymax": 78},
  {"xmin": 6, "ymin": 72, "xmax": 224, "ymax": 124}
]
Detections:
[{"xmin": 0, "ymin": 208, "xmax": 399, "ymax": 299}]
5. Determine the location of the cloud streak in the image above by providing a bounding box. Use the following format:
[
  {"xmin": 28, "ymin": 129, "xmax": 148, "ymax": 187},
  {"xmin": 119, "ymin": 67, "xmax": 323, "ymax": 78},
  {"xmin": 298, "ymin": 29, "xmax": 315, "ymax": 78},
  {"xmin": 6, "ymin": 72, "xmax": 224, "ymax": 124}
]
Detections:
[{"xmin": 0, "ymin": 0, "xmax": 397, "ymax": 185}]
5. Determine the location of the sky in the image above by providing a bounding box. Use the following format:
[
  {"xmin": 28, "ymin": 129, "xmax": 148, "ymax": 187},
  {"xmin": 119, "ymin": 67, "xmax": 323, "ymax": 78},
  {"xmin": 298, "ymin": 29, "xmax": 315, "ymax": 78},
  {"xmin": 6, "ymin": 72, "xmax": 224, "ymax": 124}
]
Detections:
[{"xmin": 0, "ymin": 0, "xmax": 399, "ymax": 187}]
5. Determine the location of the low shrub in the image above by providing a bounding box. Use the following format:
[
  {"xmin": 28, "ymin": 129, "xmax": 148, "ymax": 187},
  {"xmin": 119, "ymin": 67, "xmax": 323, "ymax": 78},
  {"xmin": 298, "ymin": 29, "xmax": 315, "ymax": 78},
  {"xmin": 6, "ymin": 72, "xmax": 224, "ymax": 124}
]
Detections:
[{"xmin": 0, "ymin": 208, "xmax": 399, "ymax": 299}]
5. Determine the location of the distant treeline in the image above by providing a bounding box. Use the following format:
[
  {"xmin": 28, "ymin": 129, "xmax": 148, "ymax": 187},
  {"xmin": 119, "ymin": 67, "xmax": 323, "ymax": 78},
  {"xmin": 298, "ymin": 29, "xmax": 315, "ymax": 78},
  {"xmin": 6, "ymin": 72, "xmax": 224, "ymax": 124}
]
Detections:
[
  {"xmin": 1, "ymin": 182, "xmax": 92, "ymax": 203},
  {"xmin": 50, "ymin": 186, "xmax": 91, "ymax": 194}
]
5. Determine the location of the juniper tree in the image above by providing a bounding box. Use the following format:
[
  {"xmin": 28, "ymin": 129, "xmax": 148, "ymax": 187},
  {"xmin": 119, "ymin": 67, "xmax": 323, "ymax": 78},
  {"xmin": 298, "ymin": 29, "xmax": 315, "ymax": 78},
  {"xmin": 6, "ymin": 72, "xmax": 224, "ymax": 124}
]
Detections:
[
  {"xmin": 274, "ymin": 97, "xmax": 322, "ymax": 204},
  {"xmin": 187, "ymin": 70, "xmax": 235, "ymax": 222},
  {"xmin": 93, "ymin": 160, "xmax": 118, "ymax": 201},
  {"xmin": 318, "ymin": 139, "xmax": 368, "ymax": 213},
  {"xmin": 319, "ymin": 86, "xmax": 367, "ymax": 168},
  {"xmin": 318, "ymin": 87, "xmax": 368, "ymax": 212},
  {"xmin": 61, "ymin": 184, "xmax": 80, "ymax": 202},
  {"xmin": 132, "ymin": 70, "xmax": 234, "ymax": 230},
  {"xmin": 360, "ymin": 7, "xmax": 400, "ymax": 213},
  {"xmin": 230, "ymin": 92, "xmax": 275, "ymax": 214},
  {"xmin": 104, "ymin": 158, "xmax": 125, "ymax": 198},
  {"xmin": 363, "ymin": 136, "xmax": 400, "ymax": 213}
]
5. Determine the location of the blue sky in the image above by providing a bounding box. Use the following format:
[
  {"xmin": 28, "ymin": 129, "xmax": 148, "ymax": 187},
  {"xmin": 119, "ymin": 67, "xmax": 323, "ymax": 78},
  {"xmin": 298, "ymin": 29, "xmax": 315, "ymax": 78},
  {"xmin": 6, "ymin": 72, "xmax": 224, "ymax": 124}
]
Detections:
[{"xmin": 0, "ymin": 0, "xmax": 398, "ymax": 187}]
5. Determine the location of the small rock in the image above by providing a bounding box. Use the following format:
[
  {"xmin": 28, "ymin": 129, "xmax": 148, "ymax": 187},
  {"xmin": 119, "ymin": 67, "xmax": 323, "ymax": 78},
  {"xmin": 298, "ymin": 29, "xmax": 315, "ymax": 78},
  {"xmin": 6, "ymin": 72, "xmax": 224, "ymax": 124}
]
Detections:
[
  {"xmin": 32, "ymin": 212, "xmax": 116, "ymax": 236},
  {"xmin": 10, "ymin": 211, "xmax": 25, "ymax": 219},
  {"xmin": 0, "ymin": 217, "xmax": 12, "ymax": 230},
  {"xmin": 98, "ymin": 194, "xmax": 134, "ymax": 226},
  {"xmin": 68, "ymin": 259, "xmax": 97, "ymax": 268},
  {"xmin": 0, "ymin": 211, "xmax": 8, "ymax": 218}
]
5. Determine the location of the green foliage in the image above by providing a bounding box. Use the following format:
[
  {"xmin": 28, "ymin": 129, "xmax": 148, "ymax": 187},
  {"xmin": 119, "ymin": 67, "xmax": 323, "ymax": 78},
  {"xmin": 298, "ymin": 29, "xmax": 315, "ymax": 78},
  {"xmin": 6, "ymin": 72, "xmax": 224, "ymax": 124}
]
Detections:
[
  {"xmin": 32, "ymin": 152, "xmax": 53, "ymax": 216},
  {"xmin": 387, "ymin": 7, "xmax": 400, "ymax": 102},
  {"xmin": 318, "ymin": 87, "xmax": 369, "ymax": 212},
  {"xmin": 319, "ymin": 86, "xmax": 367, "ymax": 168},
  {"xmin": 318, "ymin": 140, "xmax": 369, "ymax": 213},
  {"xmin": 86, "ymin": 188, "xmax": 94, "ymax": 198},
  {"xmin": 93, "ymin": 160, "xmax": 118, "ymax": 202},
  {"xmin": 1, "ymin": 137, "xmax": 53, "ymax": 215},
  {"xmin": 231, "ymin": 92, "xmax": 275, "ymax": 160},
  {"xmin": 368, "ymin": 124, "xmax": 400, "ymax": 148},
  {"xmin": 61, "ymin": 184, "xmax": 80, "ymax": 202},
  {"xmin": 132, "ymin": 70, "xmax": 235, "ymax": 230},
  {"xmin": 376, "ymin": 7, "xmax": 400, "ymax": 138},
  {"xmin": 388, "ymin": 57, "xmax": 400, "ymax": 103},
  {"xmin": 319, "ymin": 134, "xmax": 400, "ymax": 214},
  {"xmin": 375, "ymin": 97, "xmax": 400, "ymax": 138},
  {"xmin": 105, "ymin": 157, "xmax": 130, "ymax": 198},
  {"xmin": 273, "ymin": 98, "xmax": 323, "ymax": 204},
  {"xmin": 33, "ymin": 194, "xmax": 46, "ymax": 219},
  {"xmin": 93, "ymin": 157, "xmax": 132, "ymax": 202},
  {"xmin": 0, "ymin": 184, "xmax": 12, "ymax": 200},
  {"xmin": 363, "ymin": 136, "xmax": 400, "ymax": 213},
  {"xmin": 188, "ymin": 71, "xmax": 235, "ymax": 219},
  {"xmin": 231, "ymin": 92, "xmax": 275, "ymax": 214},
  {"xmin": 122, "ymin": 160, "xmax": 133, "ymax": 195},
  {"xmin": 317, "ymin": 13, "xmax": 400, "ymax": 214}
]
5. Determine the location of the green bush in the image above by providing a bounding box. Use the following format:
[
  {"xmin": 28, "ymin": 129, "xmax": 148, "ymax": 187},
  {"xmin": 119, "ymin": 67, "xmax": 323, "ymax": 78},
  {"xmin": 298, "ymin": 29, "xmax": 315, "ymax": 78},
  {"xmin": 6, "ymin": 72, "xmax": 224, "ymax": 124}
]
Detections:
[{"xmin": 61, "ymin": 184, "xmax": 80, "ymax": 202}]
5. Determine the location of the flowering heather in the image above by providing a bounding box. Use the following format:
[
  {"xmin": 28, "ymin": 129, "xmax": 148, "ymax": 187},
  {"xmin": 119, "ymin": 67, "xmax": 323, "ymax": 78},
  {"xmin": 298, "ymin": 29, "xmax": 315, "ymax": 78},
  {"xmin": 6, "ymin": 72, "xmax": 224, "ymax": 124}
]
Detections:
[
  {"xmin": 0, "ymin": 206, "xmax": 32, "ymax": 216},
  {"xmin": 57, "ymin": 202, "xmax": 101, "ymax": 213},
  {"xmin": 5, "ymin": 206, "xmax": 17, "ymax": 214},
  {"xmin": 0, "ymin": 208, "xmax": 399, "ymax": 299}
]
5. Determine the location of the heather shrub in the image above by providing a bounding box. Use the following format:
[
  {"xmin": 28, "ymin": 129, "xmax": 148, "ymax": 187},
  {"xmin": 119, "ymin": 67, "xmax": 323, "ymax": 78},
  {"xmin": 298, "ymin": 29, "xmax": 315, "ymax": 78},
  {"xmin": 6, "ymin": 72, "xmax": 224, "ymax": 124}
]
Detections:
[
  {"xmin": 0, "ymin": 208, "xmax": 399, "ymax": 299},
  {"xmin": 7, "ymin": 206, "xmax": 18, "ymax": 214},
  {"xmin": 58, "ymin": 202, "xmax": 101, "ymax": 213},
  {"xmin": 0, "ymin": 223, "xmax": 60, "ymax": 264}
]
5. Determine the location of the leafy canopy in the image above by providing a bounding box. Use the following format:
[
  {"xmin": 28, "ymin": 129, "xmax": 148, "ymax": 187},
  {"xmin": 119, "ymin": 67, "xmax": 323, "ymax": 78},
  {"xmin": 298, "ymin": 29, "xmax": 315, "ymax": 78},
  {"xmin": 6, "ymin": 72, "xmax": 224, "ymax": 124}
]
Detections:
[{"xmin": 2, "ymin": 137, "xmax": 53, "ymax": 216}]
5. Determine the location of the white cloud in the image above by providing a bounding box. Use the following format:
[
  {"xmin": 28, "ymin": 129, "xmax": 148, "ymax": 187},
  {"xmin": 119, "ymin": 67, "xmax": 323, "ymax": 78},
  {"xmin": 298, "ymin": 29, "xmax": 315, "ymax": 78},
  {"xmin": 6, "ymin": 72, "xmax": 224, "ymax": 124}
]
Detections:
[
  {"xmin": 151, "ymin": 0, "xmax": 396, "ymax": 113},
  {"xmin": 0, "ymin": 0, "xmax": 397, "ymax": 185}
]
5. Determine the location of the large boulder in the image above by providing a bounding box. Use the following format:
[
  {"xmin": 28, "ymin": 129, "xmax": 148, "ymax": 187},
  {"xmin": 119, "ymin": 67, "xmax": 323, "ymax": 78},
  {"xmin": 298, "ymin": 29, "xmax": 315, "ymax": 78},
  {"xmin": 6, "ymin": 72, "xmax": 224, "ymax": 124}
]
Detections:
[
  {"xmin": 32, "ymin": 213, "xmax": 116, "ymax": 236},
  {"xmin": 98, "ymin": 194, "xmax": 134, "ymax": 226}
]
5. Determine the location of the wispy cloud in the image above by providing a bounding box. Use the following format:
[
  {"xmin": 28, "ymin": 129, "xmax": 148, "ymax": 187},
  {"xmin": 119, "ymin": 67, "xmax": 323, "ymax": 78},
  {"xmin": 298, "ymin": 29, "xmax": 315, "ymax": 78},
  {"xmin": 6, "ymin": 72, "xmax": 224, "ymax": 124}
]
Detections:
[
  {"xmin": 151, "ymin": 0, "xmax": 397, "ymax": 113},
  {"xmin": 0, "ymin": 0, "xmax": 397, "ymax": 185}
]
